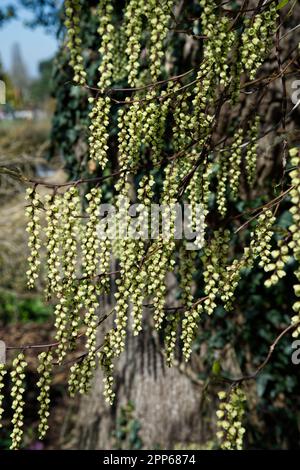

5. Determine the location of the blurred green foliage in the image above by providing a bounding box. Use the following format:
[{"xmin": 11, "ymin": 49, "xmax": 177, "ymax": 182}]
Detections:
[
  {"xmin": 113, "ymin": 401, "xmax": 143, "ymax": 450},
  {"xmin": 0, "ymin": 290, "xmax": 52, "ymax": 325}
]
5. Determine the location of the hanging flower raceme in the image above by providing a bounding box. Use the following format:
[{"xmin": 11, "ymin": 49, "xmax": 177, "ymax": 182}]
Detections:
[
  {"xmin": 88, "ymin": 0, "xmax": 115, "ymax": 168},
  {"xmin": 0, "ymin": 363, "xmax": 6, "ymax": 428},
  {"xmin": 164, "ymin": 247, "xmax": 196, "ymax": 366},
  {"xmin": 229, "ymin": 129, "xmax": 243, "ymax": 199},
  {"xmin": 64, "ymin": 0, "xmax": 87, "ymax": 85},
  {"xmin": 203, "ymin": 229, "xmax": 231, "ymax": 315},
  {"xmin": 264, "ymin": 238, "xmax": 291, "ymax": 287},
  {"xmin": 61, "ymin": 186, "xmax": 81, "ymax": 291},
  {"xmin": 181, "ymin": 303, "xmax": 204, "ymax": 362},
  {"xmin": 37, "ymin": 350, "xmax": 53, "ymax": 440},
  {"xmin": 82, "ymin": 187, "xmax": 101, "ymax": 278},
  {"xmin": 68, "ymin": 353, "xmax": 97, "ymax": 397},
  {"xmin": 288, "ymin": 148, "xmax": 300, "ymax": 337},
  {"xmin": 124, "ymin": 0, "xmax": 144, "ymax": 87},
  {"xmin": 98, "ymin": 334, "xmax": 115, "ymax": 405},
  {"xmin": 45, "ymin": 192, "xmax": 62, "ymax": 299},
  {"xmin": 240, "ymin": 4, "xmax": 277, "ymax": 80},
  {"xmin": 10, "ymin": 353, "xmax": 27, "ymax": 450},
  {"xmin": 145, "ymin": 0, "xmax": 174, "ymax": 81},
  {"xmin": 245, "ymin": 116, "xmax": 260, "ymax": 186},
  {"xmin": 216, "ymin": 387, "xmax": 246, "ymax": 450},
  {"xmin": 25, "ymin": 187, "xmax": 42, "ymax": 290},
  {"xmin": 54, "ymin": 295, "xmax": 71, "ymax": 363},
  {"xmin": 221, "ymin": 210, "xmax": 275, "ymax": 311},
  {"xmin": 216, "ymin": 150, "xmax": 229, "ymax": 217}
]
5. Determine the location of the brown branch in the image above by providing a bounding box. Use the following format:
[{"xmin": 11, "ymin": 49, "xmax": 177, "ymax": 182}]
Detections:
[{"xmin": 226, "ymin": 320, "xmax": 300, "ymax": 384}]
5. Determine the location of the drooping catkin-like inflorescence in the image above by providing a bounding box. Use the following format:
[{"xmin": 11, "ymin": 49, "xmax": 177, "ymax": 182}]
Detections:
[
  {"xmin": 116, "ymin": 99, "xmax": 143, "ymax": 184},
  {"xmin": 88, "ymin": 96, "xmax": 111, "ymax": 168},
  {"xmin": 10, "ymin": 353, "xmax": 27, "ymax": 450},
  {"xmin": 164, "ymin": 310, "xmax": 180, "ymax": 367},
  {"xmin": 88, "ymin": 0, "xmax": 115, "ymax": 167},
  {"xmin": 264, "ymin": 238, "xmax": 290, "ymax": 287},
  {"xmin": 229, "ymin": 129, "xmax": 243, "ymax": 199},
  {"xmin": 220, "ymin": 210, "xmax": 275, "ymax": 311},
  {"xmin": 181, "ymin": 303, "xmax": 204, "ymax": 362},
  {"xmin": 64, "ymin": 0, "xmax": 87, "ymax": 85},
  {"xmin": 203, "ymin": 229, "xmax": 231, "ymax": 315},
  {"xmin": 82, "ymin": 283, "xmax": 99, "ymax": 354},
  {"xmin": 185, "ymin": 159, "xmax": 212, "ymax": 250},
  {"xmin": 240, "ymin": 4, "xmax": 277, "ymax": 80},
  {"xmin": 245, "ymin": 116, "xmax": 260, "ymax": 186},
  {"xmin": 61, "ymin": 186, "xmax": 81, "ymax": 290},
  {"xmin": 99, "ymin": 334, "xmax": 115, "ymax": 405},
  {"xmin": 0, "ymin": 363, "xmax": 6, "ymax": 428},
  {"xmin": 82, "ymin": 187, "xmax": 101, "ymax": 278},
  {"xmin": 45, "ymin": 192, "xmax": 62, "ymax": 298},
  {"xmin": 288, "ymin": 148, "xmax": 300, "ymax": 337},
  {"xmin": 68, "ymin": 353, "xmax": 97, "ymax": 397},
  {"xmin": 54, "ymin": 295, "xmax": 70, "ymax": 363},
  {"xmin": 252, "ymin": 210, "xmax": 275, "ymax": 269},
  {"xmin": 124, "ymin": 0, "xmax": 144, "ymax": 87},
  {"xmin": 97, "ymin": 0, "xmax": 115, "ymax": 90},
  {"xmin": 25, "ymin": 187, "xmax": 42, "ymax": 289},
  {"xmin": 140, "ymin": 84, "xmax": 174, "ymax": 166},
  {"xmin": 216, "ymin": 150, "xmax": 229, "ymax": 217},
  {"xmin": 129, "ymin": 176, "xmax": 155, "ymax": 336},
  {"xmin": 164, "ymin": 249, "xmax": 195, "ymax": 365},
  {"xmin": 149, "ymin": 163, "xmax": 179, "ymax": 330},
  {"xmin": 173, "ymin": 87, "xmax": 193, "ymax": 150},
  {"xmin": 145, "ymin": 0, "xmax": 174, "ymax": 81},
  {"xmin": 216, "ymin": 388, "xmax": 246, "ymax": 450},
  {"xmin": 37, "ymin": 350, "xmax": 53, "ymax": 440}
]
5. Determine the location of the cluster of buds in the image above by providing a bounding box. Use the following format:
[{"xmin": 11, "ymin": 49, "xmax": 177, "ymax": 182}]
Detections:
[
  {"xmin": 145, "ymin": 0, "xmax": 173, "ymax": 81},
  {"xmin": 264, "ymin": 239, "xmax": 290, "ymax": 288},
  {"xmin": 44, "ymin": 193, "xmax": 62, "ymax": 298},
  {"xmin": 229, "ymin": 129, "xmax": 243, "ymax": 199},
  {"xmin": 61, "ymin": 186, "xmax": 81, "ymax": 290},
  {"xmin": 245, "ymin": 116, "xmax": 260, "ymax": 186},
  {"xmin": 54, "ymin": 295, "xmax": 70, "ymax": 363},
  {"xmin": 88, "ymin": 96, "xmax": 110, "ymax": 168},
  {"xmin": 124, "ymin": 0, "xmax": 144, "ymax": 87},
  {"xmin": 64, "ymin": 0, "xmax": 87, "ymax": 85},
  {"xmin": 99, "ymin": 334, "xmax": 115, "ymax": 405},
  {"xmin": 25, "ymin": 187, "xmax": 42, "ymax": 289},
  {"xmin": 221, "ymin": 211, "xmax": 275, "ymax": 311},
  {"xmin": 181, "ymin": 303, "xmax": 203, "ymax": 362},
  {"xmin": 10, "ymin": 353, "xmax": 27, "ymax": 449},
  {"xmin": 0, "ymin": 363, "xmax": 6, "ymax": 428},
  {"xmin": 68, "ymin": 353, "xmax": 96, "ymax": 397},
  {"xmin": 251, "ymin": 210, "xmax": 275, "ymax": 269},
  {"xmin": 37, "ymin": 351, "xmax": 53, "ymax": 439},
  {"xmin": 216, "ymin": 387, "xmax": 246, "ymax": 450},
  {"xmin": 288, "ymin": 148, "xmax": 300, "ymax": 337},
  {"xmin": 203, "ymin": 230, "xmax": 230, "ymax": 315},
  {"xmin": 240, "ymin": 5, "xmax": 277, "ymax": 80},
  {"xmin": 82, "ymin": 188, "xmax": 101, "ymax": 278},
  {"xmin": 216, "ymin": 150, "xmax": 229, "ymax": 217}
]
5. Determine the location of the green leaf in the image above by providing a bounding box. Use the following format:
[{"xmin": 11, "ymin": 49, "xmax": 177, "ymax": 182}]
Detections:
[{"xmin": 276, "ymin": 0, "xmax": 289, "ymax": 10}]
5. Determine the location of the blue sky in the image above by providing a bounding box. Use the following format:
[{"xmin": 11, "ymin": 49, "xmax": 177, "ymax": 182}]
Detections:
[{"xmin": 0, "ymin": 1, "xmax": 58, "ymax": 78}]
